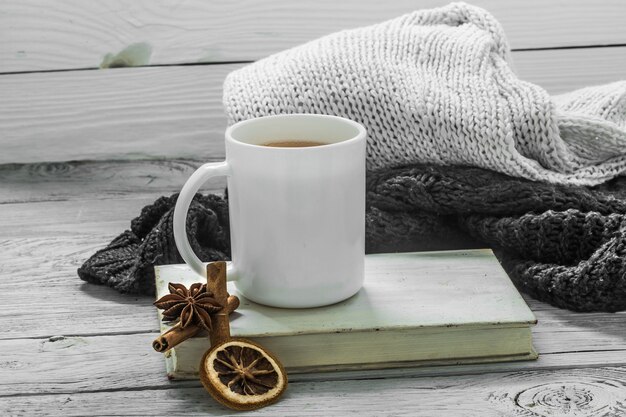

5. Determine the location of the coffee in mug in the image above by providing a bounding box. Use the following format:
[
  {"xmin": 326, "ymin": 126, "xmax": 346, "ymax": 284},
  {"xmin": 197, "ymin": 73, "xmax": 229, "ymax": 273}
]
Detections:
[{"xmin": 262, "ymin": 140, "xmax": 328, "ymax": 148}]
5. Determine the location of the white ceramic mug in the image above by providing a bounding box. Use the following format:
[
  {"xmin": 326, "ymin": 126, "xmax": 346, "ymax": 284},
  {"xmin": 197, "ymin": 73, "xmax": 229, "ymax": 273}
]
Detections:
[{"xmin": 173, "ymin": 114, "xmax": 366, "ymax": 308}]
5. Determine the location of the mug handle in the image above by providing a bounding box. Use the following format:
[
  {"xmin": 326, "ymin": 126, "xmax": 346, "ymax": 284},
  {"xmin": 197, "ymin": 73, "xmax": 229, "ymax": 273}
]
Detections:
[{"xmin": 173, "ymin": 161, "xmax": 234, "ymax": 279}]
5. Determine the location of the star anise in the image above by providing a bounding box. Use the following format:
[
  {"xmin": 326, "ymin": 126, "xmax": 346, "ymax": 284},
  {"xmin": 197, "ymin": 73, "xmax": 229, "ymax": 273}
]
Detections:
[
  {"xmin": 154, "ymin": 282, "xmax": 222, "ymax": 331},
  {"xmin": 213, "ymin": 344, "xmax": 279, "ymax": 395}
]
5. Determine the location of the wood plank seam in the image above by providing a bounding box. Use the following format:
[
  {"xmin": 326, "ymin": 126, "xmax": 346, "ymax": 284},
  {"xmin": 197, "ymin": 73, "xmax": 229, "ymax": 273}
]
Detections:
[
  {"xmin": 2, "ymin": 0, "xmax": 626, "ymax": 73},
  {"xmin": 2, "ymin": 363, "xmax": 626, "ymax": 398},
  {"xmin": 2, "ymin": 44, "xmax": 626, "ymax": 76}
]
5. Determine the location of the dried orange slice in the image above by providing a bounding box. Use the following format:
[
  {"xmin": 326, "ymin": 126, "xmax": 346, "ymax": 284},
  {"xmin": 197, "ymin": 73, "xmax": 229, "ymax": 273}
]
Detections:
[{"xmin": 200, "ymin": 338, "xmax": 287, "ymax": 410}]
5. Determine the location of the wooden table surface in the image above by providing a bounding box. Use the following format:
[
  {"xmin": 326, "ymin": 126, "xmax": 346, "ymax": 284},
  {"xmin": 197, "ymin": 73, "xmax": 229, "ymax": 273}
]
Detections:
[{"xmin": 1, "ymin": 1, "xmax": 625, "ymax": 415}]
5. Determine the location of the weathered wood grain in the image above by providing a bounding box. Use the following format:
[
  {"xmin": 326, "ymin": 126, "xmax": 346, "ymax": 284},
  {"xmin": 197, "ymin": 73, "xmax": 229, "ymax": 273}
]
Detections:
[
  {"xmin": 2, "ymin": 0, "xmax": 625, "ymax": 73},
  {"xmin": 2, "ymin": 356, "xmax": 625, "ymax": 417},
  {"xmin": 0, "ymin": 159, "xmax": 218, "ymax": 204},
  {"xmin": 2, "ymin": 47, "xmax": 625, "ymax": 165},
  {"xmin": 0, "ymin": 64, "xmax": 234, "ymax": 165},
  {"xmin": 2, "ymin": 329, "xmax": 626, "ymax": 396},
  {"xmin": 0, "ymin": 195, "xmax": 164, "ymax": 237},
  {"xmin": 511, "ymin": 48, "xmax": 626, "ymax": 95}
]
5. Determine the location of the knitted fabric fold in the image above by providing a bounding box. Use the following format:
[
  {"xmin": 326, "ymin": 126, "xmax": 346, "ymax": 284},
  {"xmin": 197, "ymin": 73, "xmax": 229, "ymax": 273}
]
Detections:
[
  {"xmin": 366, "ymin": 166, "xmax": 626, "ymax": 311},
  {"xmin": 78, "ymin": 165, "xmax": 626, "ymax": 312},
  {"xmin": 223, "ymin": 2, "xmax": 626, "ymax": 185},
  {"xmin": 78, "ymin": 194, "xmax": 230, "ymax": 295}
]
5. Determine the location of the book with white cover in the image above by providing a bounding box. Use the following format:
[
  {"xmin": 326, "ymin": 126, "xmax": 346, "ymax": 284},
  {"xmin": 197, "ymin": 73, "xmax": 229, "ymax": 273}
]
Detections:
[{"xmin": 155, "ymin": 249, "xmax": 537, "ymax": 379}]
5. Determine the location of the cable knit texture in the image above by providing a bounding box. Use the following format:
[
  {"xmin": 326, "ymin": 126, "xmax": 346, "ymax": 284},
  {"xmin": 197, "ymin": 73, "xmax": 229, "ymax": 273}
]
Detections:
[
  {"xmin": 223, "ymin": 2, "xmax": 626, "ymax": 185},
  {"xmin": 78, "ymin": 194, "xmax": 230, "ymax": 295},
  {"xmin": 78, "ymin": 166, "xmax": 626, "ymax": 312}
]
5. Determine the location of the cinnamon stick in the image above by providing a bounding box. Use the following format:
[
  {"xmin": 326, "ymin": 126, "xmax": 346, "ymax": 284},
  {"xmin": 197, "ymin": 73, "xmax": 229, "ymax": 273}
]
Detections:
[
  {"xmin": 152, "ymin": 324, "xmax": 201, "ymax": 352},
  {"xmin": 207, "ymin": 261, "xmax": 231, "ymax": 346}
]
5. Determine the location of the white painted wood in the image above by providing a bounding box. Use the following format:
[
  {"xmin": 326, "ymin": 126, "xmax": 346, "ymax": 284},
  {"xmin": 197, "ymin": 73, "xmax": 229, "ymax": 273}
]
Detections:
[
  {"xmin": 1, "ymin": 0, "xmax": 625, "ymax": 72},
  {"xmin": 2, "ymin": 329, "xmax": 626, "ymax": 396},
  {"xmin": 511, "ymin": 48, "xmax": 626, "ymax": 94},
  {"xmin": 2, "ymin": 355, "xmax": 625, "ymax": 416},
  {"xmin": 0, "ymin": 64, "xmax": 234, "ymax": 165},
  {"xmin": 0, "ymin": 159, "xmax": 217, "ymax": 204},
  {"xmin": 2, "ymin": 47, "xmax": 624, "ymax": 165}
]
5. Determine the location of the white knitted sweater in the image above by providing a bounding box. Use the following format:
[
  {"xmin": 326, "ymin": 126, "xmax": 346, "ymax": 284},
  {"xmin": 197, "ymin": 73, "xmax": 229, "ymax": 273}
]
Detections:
[{"xmin": 224, "ymin": 2, "xmax": 626, "ymax": 185}]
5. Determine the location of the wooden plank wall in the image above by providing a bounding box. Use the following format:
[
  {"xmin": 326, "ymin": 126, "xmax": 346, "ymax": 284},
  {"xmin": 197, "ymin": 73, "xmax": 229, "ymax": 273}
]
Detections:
[
  {"xmin": 1, "ymin": 1, "xmax": 626, "ymax": 415},
  {"xmin": 2, "ymin": 0, "xmax": 625, "ymax": 73},
  {"xmin": 1, "ymin": 1, "xmax": 626, "ymax": 165}
]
